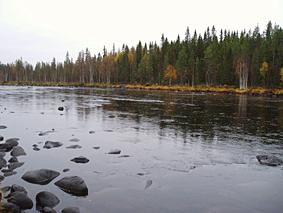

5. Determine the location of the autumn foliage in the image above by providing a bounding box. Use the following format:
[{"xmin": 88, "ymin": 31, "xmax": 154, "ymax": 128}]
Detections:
[{"xmin": 164, "ymin": 65, "xmax": 177, "ymax": 85}]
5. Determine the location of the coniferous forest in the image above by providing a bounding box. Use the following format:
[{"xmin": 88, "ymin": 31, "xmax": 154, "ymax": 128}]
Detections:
[{"xmin": 0, "ymin": 21, "xmax": 283, "ymax": 89}]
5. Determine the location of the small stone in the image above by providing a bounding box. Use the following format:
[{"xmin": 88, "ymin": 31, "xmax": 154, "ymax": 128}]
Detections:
[
  {"xmin": 108, "ymin": 149, "xmax": 121, "ymax": 154},
  {"xmin": 61, "ymin": 207, "xmax": 80, "ymax": 213},
  {"xmin": 66, "ymin": 145, "xmax": 82, "ymax": 149},
  {"xmin": 71, "ymin": 156, "xmax": 89, "ymax": 164},
  {"xmin": 58, "ymin": 107, "xmax": 64, "ymax": 111},
  {"xmin": 43, "ymin": 141, "xmax": 63, "ymax": 149},
  {"xmin": 55, "ymin": 176, "xmax": 88, "ymax": 196},
  {"xmin": 33, "ymin": 147, "xmax": 40, "ymax": 151},
  {"xmin": 93, "ymin": 146, "xmax": 100, "ymax": 150},
  {"xmin": 8, "ymin": 162, "xmax": 24, "ymax": 170},
  {"xmin": 36, "ymin": 191, "xmax": 60, "ymax": 208},
  {"xmin": 3, "ymin": 170, "xmax": 17, "ymax": 177},
  {"xmin": 11, "ymin": 184, "xmax": 27, "ymax": 194},
  {"xmin": 0, "ymin": 125, "xmax": 7, "ymax": 129},
  {"xmin": 256, "ymin": 155, "xmax": 283, "ymax": 166},
  {"xmin": 0, "ymin": 175, "xmax": 4, "ymax": 181},
  {"xmin": 11, "ymin": 146, "xmax": 26, "ymax": 157},
  {"xmin": 119, "ymin": 155, "xmax": 130, "ymax": 158},
  {"xmin": 69, "ymin": 138, "xmax": 80, "ymax": 142},
  {"xmin": 144, "ymin": 180, "xmax": 153, "ymax": 189},
  {"xmin": 89, "ymin": 130, "xmax": 95, "ymax": 134},
  {"xmin": 7, "ymin": 191, "xmax": 33, "ymax": 210},
  {"xmin": 8, "ymin": 156, "xmax": 18, "ymax": 163},
  {"xmin": 63, "ymin": 168, "xmax": 70, "ymax": 172},
  {"xmin": 22, "ymin": 169, "xmax": 60, "ymax": 185},
  {"xmin": 0, "ymin": 135, "xmax": 3, "ymax": 141},
  {"xmin": 0, "ymin": 157, "xmax": 7, "ymax": 168}
]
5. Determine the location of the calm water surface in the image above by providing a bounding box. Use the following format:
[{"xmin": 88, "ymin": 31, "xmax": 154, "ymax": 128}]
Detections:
[{"xmin": 0, "ymin": 86, "xmax": 283, "ymax": 213}]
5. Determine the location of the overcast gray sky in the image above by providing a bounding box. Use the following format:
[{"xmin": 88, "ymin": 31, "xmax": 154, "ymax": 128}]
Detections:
[{"xmin": 0, "ymin": 0, "xmax": 282, "ymax": 64}]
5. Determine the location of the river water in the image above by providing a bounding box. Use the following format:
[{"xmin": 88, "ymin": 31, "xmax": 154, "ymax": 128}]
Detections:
[{"xmin": 0, "ymin": 86, "xmax": 283, "ymax": 213}]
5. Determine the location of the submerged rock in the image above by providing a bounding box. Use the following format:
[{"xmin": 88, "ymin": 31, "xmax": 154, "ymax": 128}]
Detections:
[
  {"xmin": 22, "ymin": 169, "xmax": 60, "ymax": 185},
  {"xmin": 69, "ymin": 138, "xmax": 80, "ymax": 142},
  {"xmin": 58, "ymin": 107, "xmax": 64, "ymax": 111},
  {"xmin": 256, "ymin": 155, "xmax": 283, "ymax": 166},
  {"xmin": 108, "ymin": 149, "xmax": 121, "ymax": 154},
  {"xmin": 44, "ymin": 141, "xmax": 63, "ymax": 149},
  {"xmin": 93, "ymin": 146, "xmax": 100, "ymax": 150},
  {"xmin": 55, "ymin": 176, "xmax": 88, "ymax": 196},
  {"xmin": 36, "ymin": 191, "xmax": 60, "ymax": 208},
  {"xmin": 0, "ymin": 125, "xmax": 7, "ymax": 129},
  {"xmin": 89, "ymin": 130, "xmax": 95, "ymax": 134},
  {"xmin": 0, "ymin": 157, "xmax": 7, "ymax": 168},
  {"xmin": 144, "ymin": 180, "xmax": 153, "ymax": 189},
  {"xmin": 0, "ymin": 135, "xmax": 3, "ymax": 141},
  {"xmin": 8, "ymin": 156, "xmax": 18, "ymax": 163},
  {"xmin": 70, "ymin": 156, "xmax": 89, "ymax": 163},
  {"xmin": 63, "ymin": 168, "xmax": 70, "ymax": 172},
  {"xmin": 7, "ymin": 191, "xmax": 33, "ymax": 210},
  {"xmin": 119, "ymin": 155, "xmax": 130, "ymax": 158},
  {"xmin": 3, "ymin": 170, "xmax": 17, "ymax": 177},
  {"xmin": 61, "ymin": 207, "xmax": 80, "ymax": 213},
  {"xmin": 11, "ymin": 146, "xmax": 26, "ymax": 157},
  {"xmin": 33, "ymin": 147, "xmax": 40, "ymax": 151},
  {"xmin": 66, "ymin": 145, "xmax": 82, "ymax": 149}
]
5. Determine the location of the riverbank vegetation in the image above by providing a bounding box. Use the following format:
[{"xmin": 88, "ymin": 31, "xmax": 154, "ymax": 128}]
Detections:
[{"xmin": 0, "ymin": 21, "xmax": 282, "ymax": 90}]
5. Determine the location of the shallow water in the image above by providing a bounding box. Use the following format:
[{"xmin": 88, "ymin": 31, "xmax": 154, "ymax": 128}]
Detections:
[{"xmin": 0, "ymin": 86, "xmax": 283, "ymax": 213}]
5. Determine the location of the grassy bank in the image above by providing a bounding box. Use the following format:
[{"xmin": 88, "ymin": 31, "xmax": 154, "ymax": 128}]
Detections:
[{"xmin": 1, "ymin": 81, "xmax": 283, "ymax": 96}]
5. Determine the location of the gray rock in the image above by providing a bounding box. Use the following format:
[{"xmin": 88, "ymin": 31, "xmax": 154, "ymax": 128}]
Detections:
[
  {"xmin": 0, "ymin": 202, "xmax": 21, "ymax": 213},
  {"xmin": 11, "ymin": 146, "xmax": 26, "ymax": 157},
  {"xmin": 63, "ymin": 168, "xmax": 70, "ymax": 172},
  {"xmin": 3, "ymin": 170, "xmax": 17, "ymax": 177},
  {"xmin": 39, "ymin": 131, "xmax": 54, "ymax": 136},
  {"xmin": 22, "ymin": 169, "xmax": 60, "ymax": 185},
  {"xmin": 44, "ymin": 141, "xmax": 63, "ymax": 149},
  {"xmin": 33, "ymin": 147, "xmax": 40, "ymax": 151},
  {"xmin": 0, "ymin": 135, "xmax": 3, "ymax": 141},
  {"xmin": 0, "ymin": 125, "xmax": 7, "ymax": 129},
  {"xmin": 58, "ymin": 107, "xmax": 64, "ymax": 111},
  {"xmin": 8, "ymin": 162, "xmax": 24, "ymax": 170},
  {"xmin": 5, "ymin": 138, "xmax": 19, "ymax": 146},
  {"xmin": 256, "ymin": 155, "xmax": 283, "ymax": 166},
  {"xmin": 144, "ymin": 180, "xmax": 153, "ymax": 189},
  {"xmin": 0, "ymin": 157, "xmax": 7, "ymax": 168},
  {"xmin": 42, "ymin": 206, "xmax": 57, "ymax": 213},
  {"xmin": 8, "ymin": 156, "xmax": 18, "ymax": 163},
  {"xmin": 7, "ymin": 191, "xmax": 33, "ymax": 210},
  {"xmin": 36, "ymin": 191, "xmax": 60, "ymax": 208},
  {"xmin": 89, "ymin": 130, "xmax": 95, "ymax": 134},
  {"xmin": 11, "ymin": 184, "xmax": 27, "ymax": 194},
  {"xmin": 55, "ymin": 176, "xmax": 88, "ymax": 196},
  {"xmin": 108, "ymin": 149, "xmax": 121, "ymax": 154},
  {"xmin": 0, "ymin": 152, "xmax": 5, "ymax": 157},
  {"xmin": 69, "ymin": 138, "xmax": 80, "ymax": 142},
  {"xmin": 0, "ymin": 143, "xmax": 13, "ymax": 152},
  {"xmin": 62, "ymin": 207, "xmax": 80, "ymax": 213},
  {"xmin": 0, "ymin": 175, "xmax": 4, "ymax": 181},
  {"xmin": 119, "ymin": 155, "xmax": 130, "ymax": 158},
  {"xmin": 70, "ymin": 156, "xmax": 89, "ymax": 163},
  {"xmin": 93, "ymin": 146, "xmax": 100, "ymax": 150},
  {"xmin": 66, "ymin": 145, "xmax": 82, "ymax": 149}
]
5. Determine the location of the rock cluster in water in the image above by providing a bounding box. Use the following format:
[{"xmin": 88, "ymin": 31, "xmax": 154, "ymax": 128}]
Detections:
[{"xmin": 256, "ymin": 155, "xmax": 283, "ymax": 166}]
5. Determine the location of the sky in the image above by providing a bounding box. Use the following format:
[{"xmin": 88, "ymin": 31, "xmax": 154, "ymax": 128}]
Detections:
[{"xmin": 0, "ymin": 0, "xmax": 282, "ymax": 65}]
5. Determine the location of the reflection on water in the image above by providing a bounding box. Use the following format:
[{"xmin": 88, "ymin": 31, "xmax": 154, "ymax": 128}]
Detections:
[{"xmin": 0, "ymin": 86, "xmax": 283, "ymax": 213}]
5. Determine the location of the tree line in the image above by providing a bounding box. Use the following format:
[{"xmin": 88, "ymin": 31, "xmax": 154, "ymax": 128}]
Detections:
[{"xmin": 0, "ymin": 21, "xmax": 282, "ymax": 89}]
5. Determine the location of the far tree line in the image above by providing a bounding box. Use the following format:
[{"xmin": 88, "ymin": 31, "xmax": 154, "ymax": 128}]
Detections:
[{"xmin": 0, "ymin": 21, "xmax": 283, "ymax": 89}]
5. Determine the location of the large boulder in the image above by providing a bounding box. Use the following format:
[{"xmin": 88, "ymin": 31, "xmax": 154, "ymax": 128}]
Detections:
[
  {"xmin": 256, "ymin": 155, "xmax": 283, "ymax": 166},
  {"xmin": 55, "ymin": 176, "xmax": 88, "ymax": 196},
  {"xmin": 22, "ymin": 169, "xmax": 60, "ymax": 185}
]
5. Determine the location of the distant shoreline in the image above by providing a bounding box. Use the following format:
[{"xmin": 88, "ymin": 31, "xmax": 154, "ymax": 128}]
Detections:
[{"xmin": 1, "ymin": 81, "xmax": 283, "ymax": 97}]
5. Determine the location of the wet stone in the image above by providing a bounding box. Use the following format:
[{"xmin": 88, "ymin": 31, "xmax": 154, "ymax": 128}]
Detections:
[
  {"xmin": 108, "ymin": 149, "xmax": 121, "ymax": 154},
  {"xmin": 69, "ymin": 138, "xmax": 80, "ymax": 142},
  {"xmin": 61, "ymin": 207, "xmax": 80, "ymax": 213},
  {"xmin": 33, "ymin": 147, "xmax": 40, "ymax": 151},
  {"xmin": 42, "ymin": 206, "xmax": 57, "ymax": 213},
  {"xmin": 0, "ymin": 175, "xmax": 4, "ymax": 181},
  {"xmin": 11, "ymin": 184, "xmax": 28, "ymax": 195},
  {"xmin": 0, "ymin": 202, "xmax": 21, "ymax": 213},
  {"xmin": 256, "ymin": 155, "xmax": 283, "ymax": 166},
  {"xmin": 44, "ymin": 141, "xmax": 63, "ymax": 149},
  {"xmin": 93, "ymin": 146, "xmax": 100, "ymax": 150},
  {"xmin": 5, "ymin": 138, "xmax": 20, "ymax": 145},
  {"xmin": 7, "ymin": 191, "xmax": 33, "ymax": 210},
  {"xmin": 63, "ymin": 168, "xmax": 70, "ymax": 172},
  {"xmin": 11, "ymin": 146, "xmax": 26, "ymax": 157},
  {"xmin": 0, "ymin": 152, "xmax": 5, "ymax": 157},
  {"xmin": 144, "ymin": 180, "xmax": 153, "ymax": 189},
  {"xmin": 36, "ymin": 191, "xmax": 60, "ymax": 208},
  {"xmin": 71, "ymin": 156, "xmax": 89, "ymax": 164},
  {"xmin": 0, "ymin": 125, "xmax": 7, "ymax": 129},
  {"xmin": 8, "ymin": 156, "xmax": 18, "ymax": 163},
  {"xmin": 89, "ymin": 130, "xmax": 95, "ymax": 134},
  {"xmin": 58, "ymin": 107, "xmax": 64, "ymax": 111},
  {"xmin": 0, "ymin": 135, "xmax": 3, "ymax": 141},
  {"xmin": 0, "ymin": 158, "xmax": 7, "ymax": 168},
  {"xmin": 22, "ymin": 169, "xmax": 60, "ymax": 185},
  {"xmin": 0, "ymin": 143, "xmax": 13, "ymax": 152},
  {"xmin": 3, "ymin": 170, "xmax": 17, "ymax": 177},
  {"xmin": 66, "ymin": 145, "xmax": 82, "ymax": 149},
  {"xmin": 8, "ymin": 162, "xmax": 24, "ymax": 170},
  {"xmin": 119, "ymin": 155, "xmax": 130, "ymax": 158},
  {"xmin": 55, "ymin": 176, "xmax": 88, "ymax": 196}
]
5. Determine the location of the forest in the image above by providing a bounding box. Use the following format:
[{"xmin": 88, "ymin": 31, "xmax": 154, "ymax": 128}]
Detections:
[{"xmin": 0, "ymin": 21, "xmax": 283, "ymax": 89}]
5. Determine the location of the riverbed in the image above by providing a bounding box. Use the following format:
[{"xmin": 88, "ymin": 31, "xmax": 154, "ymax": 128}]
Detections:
[{"xmin": 0, "ymin": 86, "xmax": 282, "ymax": 213}]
